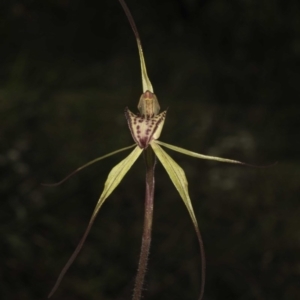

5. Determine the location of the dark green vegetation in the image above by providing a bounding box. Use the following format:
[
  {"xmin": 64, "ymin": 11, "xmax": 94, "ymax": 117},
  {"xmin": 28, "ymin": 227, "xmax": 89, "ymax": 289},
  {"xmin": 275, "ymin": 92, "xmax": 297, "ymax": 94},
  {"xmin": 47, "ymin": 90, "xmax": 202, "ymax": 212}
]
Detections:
[{"xmin": 1, "ymin": 0, "xmax": 299, "ymax": 299}]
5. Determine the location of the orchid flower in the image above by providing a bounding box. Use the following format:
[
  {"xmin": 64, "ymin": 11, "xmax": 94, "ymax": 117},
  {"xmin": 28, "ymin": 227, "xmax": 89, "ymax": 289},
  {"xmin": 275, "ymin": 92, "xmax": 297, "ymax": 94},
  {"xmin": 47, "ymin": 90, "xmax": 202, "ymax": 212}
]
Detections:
[{"xmin": 47, "ymin": 1, "xmax": 251, "ymax": 299}]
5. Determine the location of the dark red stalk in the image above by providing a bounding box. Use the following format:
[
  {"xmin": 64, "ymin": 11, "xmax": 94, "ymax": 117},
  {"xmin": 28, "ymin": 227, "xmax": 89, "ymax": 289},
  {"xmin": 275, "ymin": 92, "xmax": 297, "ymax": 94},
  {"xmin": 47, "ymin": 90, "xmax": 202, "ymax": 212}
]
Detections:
[{"xmin": 133, "ymin": 146, "xmax": 156, "ymax": 300}]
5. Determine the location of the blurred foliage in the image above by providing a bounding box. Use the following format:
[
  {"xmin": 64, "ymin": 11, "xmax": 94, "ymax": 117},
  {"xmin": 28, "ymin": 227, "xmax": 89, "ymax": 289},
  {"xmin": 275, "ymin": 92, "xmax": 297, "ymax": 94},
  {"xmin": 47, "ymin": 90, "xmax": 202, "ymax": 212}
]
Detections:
[{"xmin": 1, "ymin": 0, "xmax": 300, "ymax": 299}]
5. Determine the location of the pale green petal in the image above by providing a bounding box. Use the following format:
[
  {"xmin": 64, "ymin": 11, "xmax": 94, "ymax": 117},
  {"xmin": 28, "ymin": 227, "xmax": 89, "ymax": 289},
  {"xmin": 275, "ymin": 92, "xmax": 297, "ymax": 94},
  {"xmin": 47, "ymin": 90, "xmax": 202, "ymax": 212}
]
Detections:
[
  {"xmin": 48, "ymin": 146, "xmax": 143, "ymax": 298},
  {"xmin": 92, "ymin": 145, "xmax": 142, "ymax": 215},
  {"xmin": 151, "ymin": 142, "xmax": 197, "ymax": 225},
  {"xmin": 150, "ymin": 141, "xmax": 205, "ymax": 300},
  {"xmin": 156, "ymin": 140, "xmax": 243, "ymax": 165},
  {"xmin": 43, "ymin": 144, "xmax": 136, "ymax": 186}
]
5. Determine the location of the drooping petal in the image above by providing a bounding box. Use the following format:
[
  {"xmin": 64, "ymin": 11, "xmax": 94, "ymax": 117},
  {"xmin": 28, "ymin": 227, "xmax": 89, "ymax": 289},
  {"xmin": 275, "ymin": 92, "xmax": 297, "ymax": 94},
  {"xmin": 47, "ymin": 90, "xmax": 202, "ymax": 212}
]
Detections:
[
  {"xmin": 125, "ymin": 108, "xmax": 167, "ymax": 149},
  {"xmin": 43, "ymin": 144, "xmax": 136, "ymax": 186},
  {"xmin": 156, "ymin": 140, "xmax": 244, "ymax": 165},
  {"xmin": 48, "ymin": 146, "xmax": 143, "ymax": 298},
  {"xmin": 150, "ymin": 141, "xmax": 205, "ymax": 300}
]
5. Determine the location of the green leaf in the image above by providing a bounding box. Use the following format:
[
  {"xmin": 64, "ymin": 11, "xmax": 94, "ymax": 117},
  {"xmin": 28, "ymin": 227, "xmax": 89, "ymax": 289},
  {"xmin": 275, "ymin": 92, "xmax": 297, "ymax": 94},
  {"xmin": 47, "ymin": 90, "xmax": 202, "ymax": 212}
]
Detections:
[
  {"xmin": 156, "ymin": 140, "xmax": 244, "ymax": 165},
  {"xmin": 48, "ymin": 146, "xmax": 143, "ymax": 298},
  {"xmin": 150, "ymin": 141, "xmax": 205, "ymax": 300}
]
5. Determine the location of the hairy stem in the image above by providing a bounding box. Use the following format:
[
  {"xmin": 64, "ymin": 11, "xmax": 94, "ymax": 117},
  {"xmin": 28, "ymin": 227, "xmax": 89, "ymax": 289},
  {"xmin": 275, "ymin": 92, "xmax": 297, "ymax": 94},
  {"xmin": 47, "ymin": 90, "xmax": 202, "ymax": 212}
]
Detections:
[{"xmin": 133, "ymin": 147, "xmax": 156, "ymax": 300}]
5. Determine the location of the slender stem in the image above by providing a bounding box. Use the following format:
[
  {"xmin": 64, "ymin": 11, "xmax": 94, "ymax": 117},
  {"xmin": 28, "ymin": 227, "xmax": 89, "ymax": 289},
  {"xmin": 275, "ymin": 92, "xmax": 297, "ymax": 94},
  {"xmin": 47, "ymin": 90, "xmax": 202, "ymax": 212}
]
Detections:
[{"xmin": 133, "ymin": 147, "xmax": 156, "ymax": 300}]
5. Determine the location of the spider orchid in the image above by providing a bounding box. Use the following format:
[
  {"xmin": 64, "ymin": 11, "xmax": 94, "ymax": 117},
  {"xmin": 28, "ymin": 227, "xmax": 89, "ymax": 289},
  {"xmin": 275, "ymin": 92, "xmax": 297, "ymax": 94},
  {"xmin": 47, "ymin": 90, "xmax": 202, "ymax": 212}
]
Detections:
[{"xmin": 47, "ymin": 1, "xmax": 252, "ymax": 299}]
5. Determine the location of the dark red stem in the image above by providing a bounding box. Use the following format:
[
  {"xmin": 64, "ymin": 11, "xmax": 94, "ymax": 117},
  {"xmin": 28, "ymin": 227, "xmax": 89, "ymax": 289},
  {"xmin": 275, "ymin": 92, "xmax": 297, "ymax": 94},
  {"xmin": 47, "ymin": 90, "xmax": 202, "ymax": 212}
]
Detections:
[{"xmin": 133, "ymin": 147, "xmax": 156, "ymax": 300}]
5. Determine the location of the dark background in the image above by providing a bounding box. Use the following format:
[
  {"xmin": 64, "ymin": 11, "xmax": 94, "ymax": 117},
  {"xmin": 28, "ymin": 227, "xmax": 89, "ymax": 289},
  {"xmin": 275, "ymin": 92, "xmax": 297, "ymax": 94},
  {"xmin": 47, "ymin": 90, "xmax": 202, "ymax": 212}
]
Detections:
[{"xmin": 1, "ymin": 0, "xmax": 300, "ymax": 299}]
